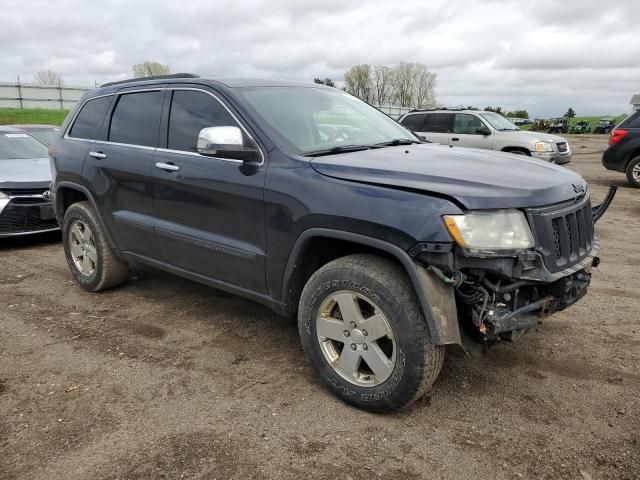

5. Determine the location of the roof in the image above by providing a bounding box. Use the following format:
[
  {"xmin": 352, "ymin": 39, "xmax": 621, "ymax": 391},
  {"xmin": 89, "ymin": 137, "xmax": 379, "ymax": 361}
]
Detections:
[{"xmin": 631, "ymin": 94, "xmax": 640, "ymax": 105}]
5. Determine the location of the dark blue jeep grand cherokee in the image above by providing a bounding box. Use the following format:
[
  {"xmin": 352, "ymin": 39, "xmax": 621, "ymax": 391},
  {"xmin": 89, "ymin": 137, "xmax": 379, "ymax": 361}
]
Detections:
[{"xmin": 49, "ymin": 74, "xmax": 614, "ymax": 412}]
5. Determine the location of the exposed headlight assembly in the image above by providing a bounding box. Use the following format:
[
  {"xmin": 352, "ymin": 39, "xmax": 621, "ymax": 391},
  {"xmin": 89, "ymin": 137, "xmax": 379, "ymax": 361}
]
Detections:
[
  {"xmin": 534, "ymin": 141, "xmax": 554, "ymax": 152},
  {"xmin": 443, "ymin": 210, "xmax": 535, "ymax": 255}
]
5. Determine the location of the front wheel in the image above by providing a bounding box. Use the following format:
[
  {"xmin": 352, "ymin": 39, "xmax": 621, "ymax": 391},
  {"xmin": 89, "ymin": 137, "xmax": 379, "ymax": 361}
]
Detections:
[
  {"xmin": 626, "ymin": 156, "xmax": 640, "ymax": 188},
  {"xmin": 298, "ymin": 254, "xmax": 444, "ymax": 412}
]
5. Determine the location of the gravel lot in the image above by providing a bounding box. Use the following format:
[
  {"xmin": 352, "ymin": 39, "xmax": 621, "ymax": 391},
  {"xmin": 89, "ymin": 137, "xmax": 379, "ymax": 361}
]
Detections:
[{"xmin": 1, "ymin": 135, "xmax": 638, "ymax": 480}]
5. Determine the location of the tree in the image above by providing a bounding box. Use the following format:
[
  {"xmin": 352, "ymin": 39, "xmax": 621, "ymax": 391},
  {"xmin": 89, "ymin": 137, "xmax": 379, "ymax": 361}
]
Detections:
[
  {"xmin": 344, "ymin": 64, "xmax": 374, "ymax": 103},
  {"xmin": 34, "ymin": 70, "xmax": 63, "ymax": 85},
  {"xmin": 313, "ymin": 77, "xmax": 336, "ymax": 87},
  {"xmin": 485, "ymin": 106, "xmax": 503, "ymax": 114},
  {"xmin": 132, "ymin": 61, "xmax": 170, "ymax": 78},
  {"xmin": 412, "ymin": 64, "xmax": 438, "ymax": 109},
  {"xmin": 372, "ymin": 65, "xmax": 394, "ymax": 106},
  {"xmin": 505, "ymin": 109, "xmax": 529, "ymax": 119},
  {"xmin": 393, "ymin": 62, "xmax": 416, "ymax": 107},
  {"xmin": 564, "ymin": 107, "xmax": 576, "ymax": 119}
]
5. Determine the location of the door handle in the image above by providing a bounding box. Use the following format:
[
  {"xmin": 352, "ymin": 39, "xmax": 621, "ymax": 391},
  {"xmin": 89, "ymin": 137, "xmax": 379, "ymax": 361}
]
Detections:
[
  {"xmin": 89, "ymin": 151, "xmax": 107, "ymax": 159},
  {"xmin": 451, "ymin": 137, "xmax": 459, "ymax": 141},
  {"xmin": 155, "ymin": 162, "xmax": 180, "ymax": 172}
]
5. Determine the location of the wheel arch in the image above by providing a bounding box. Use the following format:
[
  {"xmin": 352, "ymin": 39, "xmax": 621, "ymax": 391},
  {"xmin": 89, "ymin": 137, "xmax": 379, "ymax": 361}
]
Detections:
[
  {"xmin": 282, "ymin": 228, "xmax": 458, "ymax": 345},
  {"xmin": 54, "ymin": 182, "xmax": 119, "ymax": 254},
  {"xmin": 501, "ymin": 146, "xmax": 531, "ymax": 156}
]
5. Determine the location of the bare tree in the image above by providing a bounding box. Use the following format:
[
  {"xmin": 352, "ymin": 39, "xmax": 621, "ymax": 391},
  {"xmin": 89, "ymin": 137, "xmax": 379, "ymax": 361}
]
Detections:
[
  {"xmin": 132, "ymin": 61, "xmax": 170, "ymax": 78},
  {"xmin": 34, "ymin": 70, "xmax": 63, "ymax": 85},
  {"xmin": 412, "ymin": 64, "xmax": 438, "ymax": 109},
  {"xmin": 344, "ymin": 64, "xmax": 373, "ymax": 103},
  {"xmin": 372, "ymin": 65, "xmax": 394, "ymax": 106},
  {"xmin": 393, "ymin": 62, "xmax": 415, "ymax": 107}
]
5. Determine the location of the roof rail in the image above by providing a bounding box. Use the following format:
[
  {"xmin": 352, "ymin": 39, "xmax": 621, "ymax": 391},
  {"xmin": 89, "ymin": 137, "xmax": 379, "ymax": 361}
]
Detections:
[
  {"xmin": 100, "ymin": 73, "xmax": 200, "ymax": 88},
  {"xmin": 408, "ymin": 106, "xmax": 478, "ymax": 113}
]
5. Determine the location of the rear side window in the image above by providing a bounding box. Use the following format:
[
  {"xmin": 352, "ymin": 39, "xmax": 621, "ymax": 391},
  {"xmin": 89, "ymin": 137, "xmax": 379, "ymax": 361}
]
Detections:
[
  {"xmin": 424, "ymin": 113, "xmax": 451, "ymax": 133},
  {"xmin": 167, "ymin": 90, "xmax": 236, "ymax": 152},
  {"xmin": 400, "ymin": 113, "xmax": 426, "ymax": 131},
  {"xmin": 109, "ymin": 91, "xmax": 164, "ymax": 147},
  {"xmin": 620, "ymin": 111, "xmax": 640, "ymax": 128},
  {"xmin": 453, "ymin": 114, "xmax": 485, "ymax": 134},
  {"xmin": 69, "ymin": 96, "xmax": 112, "ymax": 140}
]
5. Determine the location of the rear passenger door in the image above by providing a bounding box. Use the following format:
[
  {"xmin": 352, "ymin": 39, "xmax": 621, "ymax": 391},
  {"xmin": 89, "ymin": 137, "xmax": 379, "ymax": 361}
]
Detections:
[
  {"xmin": 82, "ymin": 88, "xmax": 165, "ymax": 257},
  {"xmin": 450, "ymin": 114, "xmax": 494, "ymax": 150},
  {"xmin": 151, "ymin": 88, "xmax": 267, "ymax": 294},
  {"xmin": 420, "ymin": 113, "xmax": 453, "ymax": 145}
]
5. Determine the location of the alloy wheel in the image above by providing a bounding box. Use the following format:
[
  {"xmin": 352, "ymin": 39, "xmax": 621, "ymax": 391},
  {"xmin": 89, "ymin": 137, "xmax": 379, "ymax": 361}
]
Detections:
[{"xmin": 69, "ymin": 220, "xmax": 97, "ymax": 276}]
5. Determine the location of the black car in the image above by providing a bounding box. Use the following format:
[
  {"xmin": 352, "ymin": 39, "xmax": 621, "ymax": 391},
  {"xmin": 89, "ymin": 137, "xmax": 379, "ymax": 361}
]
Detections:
[
  {"xmin": 602, "ymin": 110, "xmax": 640, "ymax": 187},
  {"xmin": 594, "ymin": 119, "xmax": 616, "ymax": 134},
  {"xmin": 50, "ymin": 74, "xmax": 614, "ymax": 412}
]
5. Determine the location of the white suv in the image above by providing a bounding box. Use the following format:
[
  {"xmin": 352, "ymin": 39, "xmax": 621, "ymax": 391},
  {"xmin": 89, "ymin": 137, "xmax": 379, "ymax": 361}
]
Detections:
[{"xmin": 398, "ymin": 109, "xmax": 572, "ymax": 164}]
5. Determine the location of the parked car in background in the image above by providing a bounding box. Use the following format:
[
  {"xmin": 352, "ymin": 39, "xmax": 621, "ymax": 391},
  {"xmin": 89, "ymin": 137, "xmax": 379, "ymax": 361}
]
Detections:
[
  {"xmin": 594, "ymin": 118, "xmax": 616, "ymax": 134},
  {"xmin": 398, "ymin": 109, "xmax": 572, "ymax": 164},
  {"xmin": 570, "ymin": 120, "xmax": 591, "ymax": 134},
  {"xmin": 0, "ymin": 126, "xmax": 58, "ymax": 237},
  {"xmin": 602, "ymin": 110, "xmax": 640, "ymax": 187},
  {"xmin": 12, "ymin": 124, "xmax": 61, "ymax": 146},
  {"xmin": 548, "ymin": 117, "xmax": 569, "ymax": 134},
  {"xmin": 50, "ymin": 75, "xmax": 613, "ymax": 412}
]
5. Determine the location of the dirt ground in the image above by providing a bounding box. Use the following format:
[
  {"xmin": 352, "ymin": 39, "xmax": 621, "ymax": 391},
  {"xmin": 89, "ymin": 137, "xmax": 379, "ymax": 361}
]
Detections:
[{"xmin": 1, "ymin": 135, "xmax": 638, "ymax": 480}]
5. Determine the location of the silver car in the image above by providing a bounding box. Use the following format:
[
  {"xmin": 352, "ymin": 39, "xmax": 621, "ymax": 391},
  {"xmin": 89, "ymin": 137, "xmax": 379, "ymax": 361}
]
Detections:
[
  {"xmin": 399, "ymin": 109, "xmax": 572, "ymax": 164},
  {"xmin": 0, "ymin": 126, "xmax": 58, "ymax": 237}
]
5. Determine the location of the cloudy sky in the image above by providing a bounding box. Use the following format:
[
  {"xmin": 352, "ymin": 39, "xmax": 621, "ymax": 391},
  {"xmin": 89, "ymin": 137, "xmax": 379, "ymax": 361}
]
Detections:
[{"xmin": 2, "ymin": 0, "xmax": 638, "ymax": 117}]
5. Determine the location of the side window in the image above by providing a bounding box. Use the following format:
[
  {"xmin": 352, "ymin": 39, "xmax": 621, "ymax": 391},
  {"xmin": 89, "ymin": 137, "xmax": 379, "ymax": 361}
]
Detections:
[
  {"xmin": 400, "ymin": 114, "xmax": 426, "ymax": 131},
  {"xmin": 108, "ymin": 91, "xmax": 164, "ymax": 147},
  {"xmin": 453, "ymin": 114, "xmax": 485, "ymax": 134},
  {"xmin": 168, "ymin": 90, "xmax": 236, "ymax": 152},
  {"xmin": 621, "ymin": 111, "xmax": 640, "ymax": 129},
  {"xmin": 69, "ymin": 96, "xmax": 112, "ymax": 140},
  {"xmin": 426, "ymin": 113, "xmax": 451, "ymax": 133}
]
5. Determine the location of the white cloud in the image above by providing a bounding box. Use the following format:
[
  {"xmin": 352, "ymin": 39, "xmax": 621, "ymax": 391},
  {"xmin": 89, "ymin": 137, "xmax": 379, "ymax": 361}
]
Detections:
[{"xmin": 1, "ymin": 0, "xmax": 638, "ymax": 116}]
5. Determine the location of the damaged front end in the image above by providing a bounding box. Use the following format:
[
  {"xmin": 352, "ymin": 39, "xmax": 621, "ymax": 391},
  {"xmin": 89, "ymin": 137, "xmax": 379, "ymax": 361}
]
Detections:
[{"xmin": 412, "ymin": 186, "xmax": 616, "ymax": 344}]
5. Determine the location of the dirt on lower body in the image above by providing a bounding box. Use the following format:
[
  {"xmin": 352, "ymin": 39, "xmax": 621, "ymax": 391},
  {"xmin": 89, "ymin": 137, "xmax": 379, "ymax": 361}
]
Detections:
[{"xmin": 1, "ymin": 135, "xmax": 638, "ymax": 479}]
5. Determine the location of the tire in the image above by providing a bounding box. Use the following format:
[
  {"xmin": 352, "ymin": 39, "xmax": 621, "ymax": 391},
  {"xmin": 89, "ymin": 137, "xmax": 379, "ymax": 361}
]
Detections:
[
  {"xmin": 626, "ymin": 156, "xmax": 640, "ymax": 188},
  {"xmin": 298, "ymin": 254, "xmax": 444, "ymax": 412},
  {"xmin": 62, "ymin": 201, "xmax": 129, "ymax": 291}
]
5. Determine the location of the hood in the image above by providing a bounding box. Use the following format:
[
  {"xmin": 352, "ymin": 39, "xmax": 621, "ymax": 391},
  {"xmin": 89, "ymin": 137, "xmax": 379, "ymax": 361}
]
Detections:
[
  {"xmin": 0, "ymin": 157, "xmax": 51, "ymax": 189},
  {"xmin": 309, "ymin": 144, "xmax": 586, "ymax": 209},
  {"xmin": 504, "ymin": 130, "xmax": 568, "ymax": 144}
]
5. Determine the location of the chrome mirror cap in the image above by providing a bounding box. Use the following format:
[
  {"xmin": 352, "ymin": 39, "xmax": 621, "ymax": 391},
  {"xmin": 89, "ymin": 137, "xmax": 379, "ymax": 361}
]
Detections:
[{"xmin": 197, "ymin": 126, "xmax": 243, "ymax": 155}]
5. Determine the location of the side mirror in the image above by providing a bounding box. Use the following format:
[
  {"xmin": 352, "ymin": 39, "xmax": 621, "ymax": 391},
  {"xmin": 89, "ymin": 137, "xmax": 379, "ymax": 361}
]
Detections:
[
  {"xmin": 476, "ymin": 127, "xmax": 491, "ymax": 136},
  {"xmin": 197, "ymin": 126, "xmax": 259, "ymax": 163}
]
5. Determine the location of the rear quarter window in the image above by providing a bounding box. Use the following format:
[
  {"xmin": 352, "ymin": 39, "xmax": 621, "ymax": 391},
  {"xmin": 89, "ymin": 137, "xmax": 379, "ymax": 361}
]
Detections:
[
  {"xmin": 620, "ymin": 111, "xmax": 640, "ymax": 129},
  {"xmin": 69, "ymin": 96, "xmax": 112, "ymax": 140}
]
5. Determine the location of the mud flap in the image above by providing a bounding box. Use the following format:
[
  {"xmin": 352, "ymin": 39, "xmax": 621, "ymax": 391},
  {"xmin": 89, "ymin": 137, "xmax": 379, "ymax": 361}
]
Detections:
[{"xmin": 416, "ymin": 265, "xmax": 461, "ymax": 345}]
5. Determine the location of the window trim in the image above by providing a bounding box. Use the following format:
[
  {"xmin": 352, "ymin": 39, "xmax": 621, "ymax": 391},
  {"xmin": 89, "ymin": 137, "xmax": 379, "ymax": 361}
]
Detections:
[{"xmin": 65, "ymin": 87, "xmax": 265, "ymax": 166}]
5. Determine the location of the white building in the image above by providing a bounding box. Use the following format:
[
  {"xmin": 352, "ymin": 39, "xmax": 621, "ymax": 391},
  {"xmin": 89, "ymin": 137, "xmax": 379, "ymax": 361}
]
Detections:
[{"xmin": 631, "ymin": 94, "xmax": 640, "ymax": 111}]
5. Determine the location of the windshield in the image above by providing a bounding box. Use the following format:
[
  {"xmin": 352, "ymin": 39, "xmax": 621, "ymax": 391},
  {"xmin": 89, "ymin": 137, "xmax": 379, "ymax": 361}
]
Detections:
[
  {"xmin": 479, "ymin": 112, "xmax": 519, "ymax": 131},
  {"xmin": 233, "ymin": 86, "xmax": 417, "ymax": 155},
  {"xmin": 24, "ymin": 128, "xmax": 59, "ymax": 146},
  {"xmin": 0, "ymin": 132, "xmax": 49, "ymax": 159}
]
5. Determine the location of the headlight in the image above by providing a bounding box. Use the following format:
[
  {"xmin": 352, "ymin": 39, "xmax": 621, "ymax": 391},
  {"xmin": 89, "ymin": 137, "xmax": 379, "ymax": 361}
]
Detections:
[
  {"xmin": 534, "ymin": 141, "xmax": 554, "ymax": 152},
  {"xmin": 443, "ymin": 210, "xmax": 535, "ymax": 254}
]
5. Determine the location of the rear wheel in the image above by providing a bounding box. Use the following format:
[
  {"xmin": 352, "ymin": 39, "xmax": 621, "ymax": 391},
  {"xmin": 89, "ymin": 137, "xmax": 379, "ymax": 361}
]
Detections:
[
  {"xmin": 626, "ymin": 156, "xmax": 640, "ymax": 188},
  {"xmin": 298, "ymin": 254, "xmax": 444, "ymax": 412},
  {"xmin": 62, "ymin": 201, "xmax": 129, "ymax": 291}
]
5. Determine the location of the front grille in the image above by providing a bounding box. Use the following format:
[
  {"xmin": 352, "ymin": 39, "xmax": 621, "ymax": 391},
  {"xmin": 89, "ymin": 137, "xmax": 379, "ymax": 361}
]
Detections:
[
  {"xmin": 557, "ymin": 142, "xmax": 568, "ymax": 153},
  {"xmin": 528, "ymin": 196, "xmax": 594, "ymax": 273},
  {"xmin": 0, "ymin": 203, "xmax": 58, "ymax": 234}
]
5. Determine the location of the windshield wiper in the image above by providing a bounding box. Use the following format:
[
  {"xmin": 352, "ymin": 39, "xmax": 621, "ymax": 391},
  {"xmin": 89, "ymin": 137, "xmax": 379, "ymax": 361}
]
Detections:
[
  {"xmin": 372, "ymin": 138, "xmax": 422, "ymax": 147},
  {"xmin": 303, "ymin": 145, "xmax": 370, "ymax": 157}
]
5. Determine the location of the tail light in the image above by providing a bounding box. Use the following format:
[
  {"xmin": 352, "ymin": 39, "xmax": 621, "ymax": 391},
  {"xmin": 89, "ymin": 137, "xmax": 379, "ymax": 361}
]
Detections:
[{"xmin": 609, "ymin": 128, "xmax": 628, "ymax": 145}]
